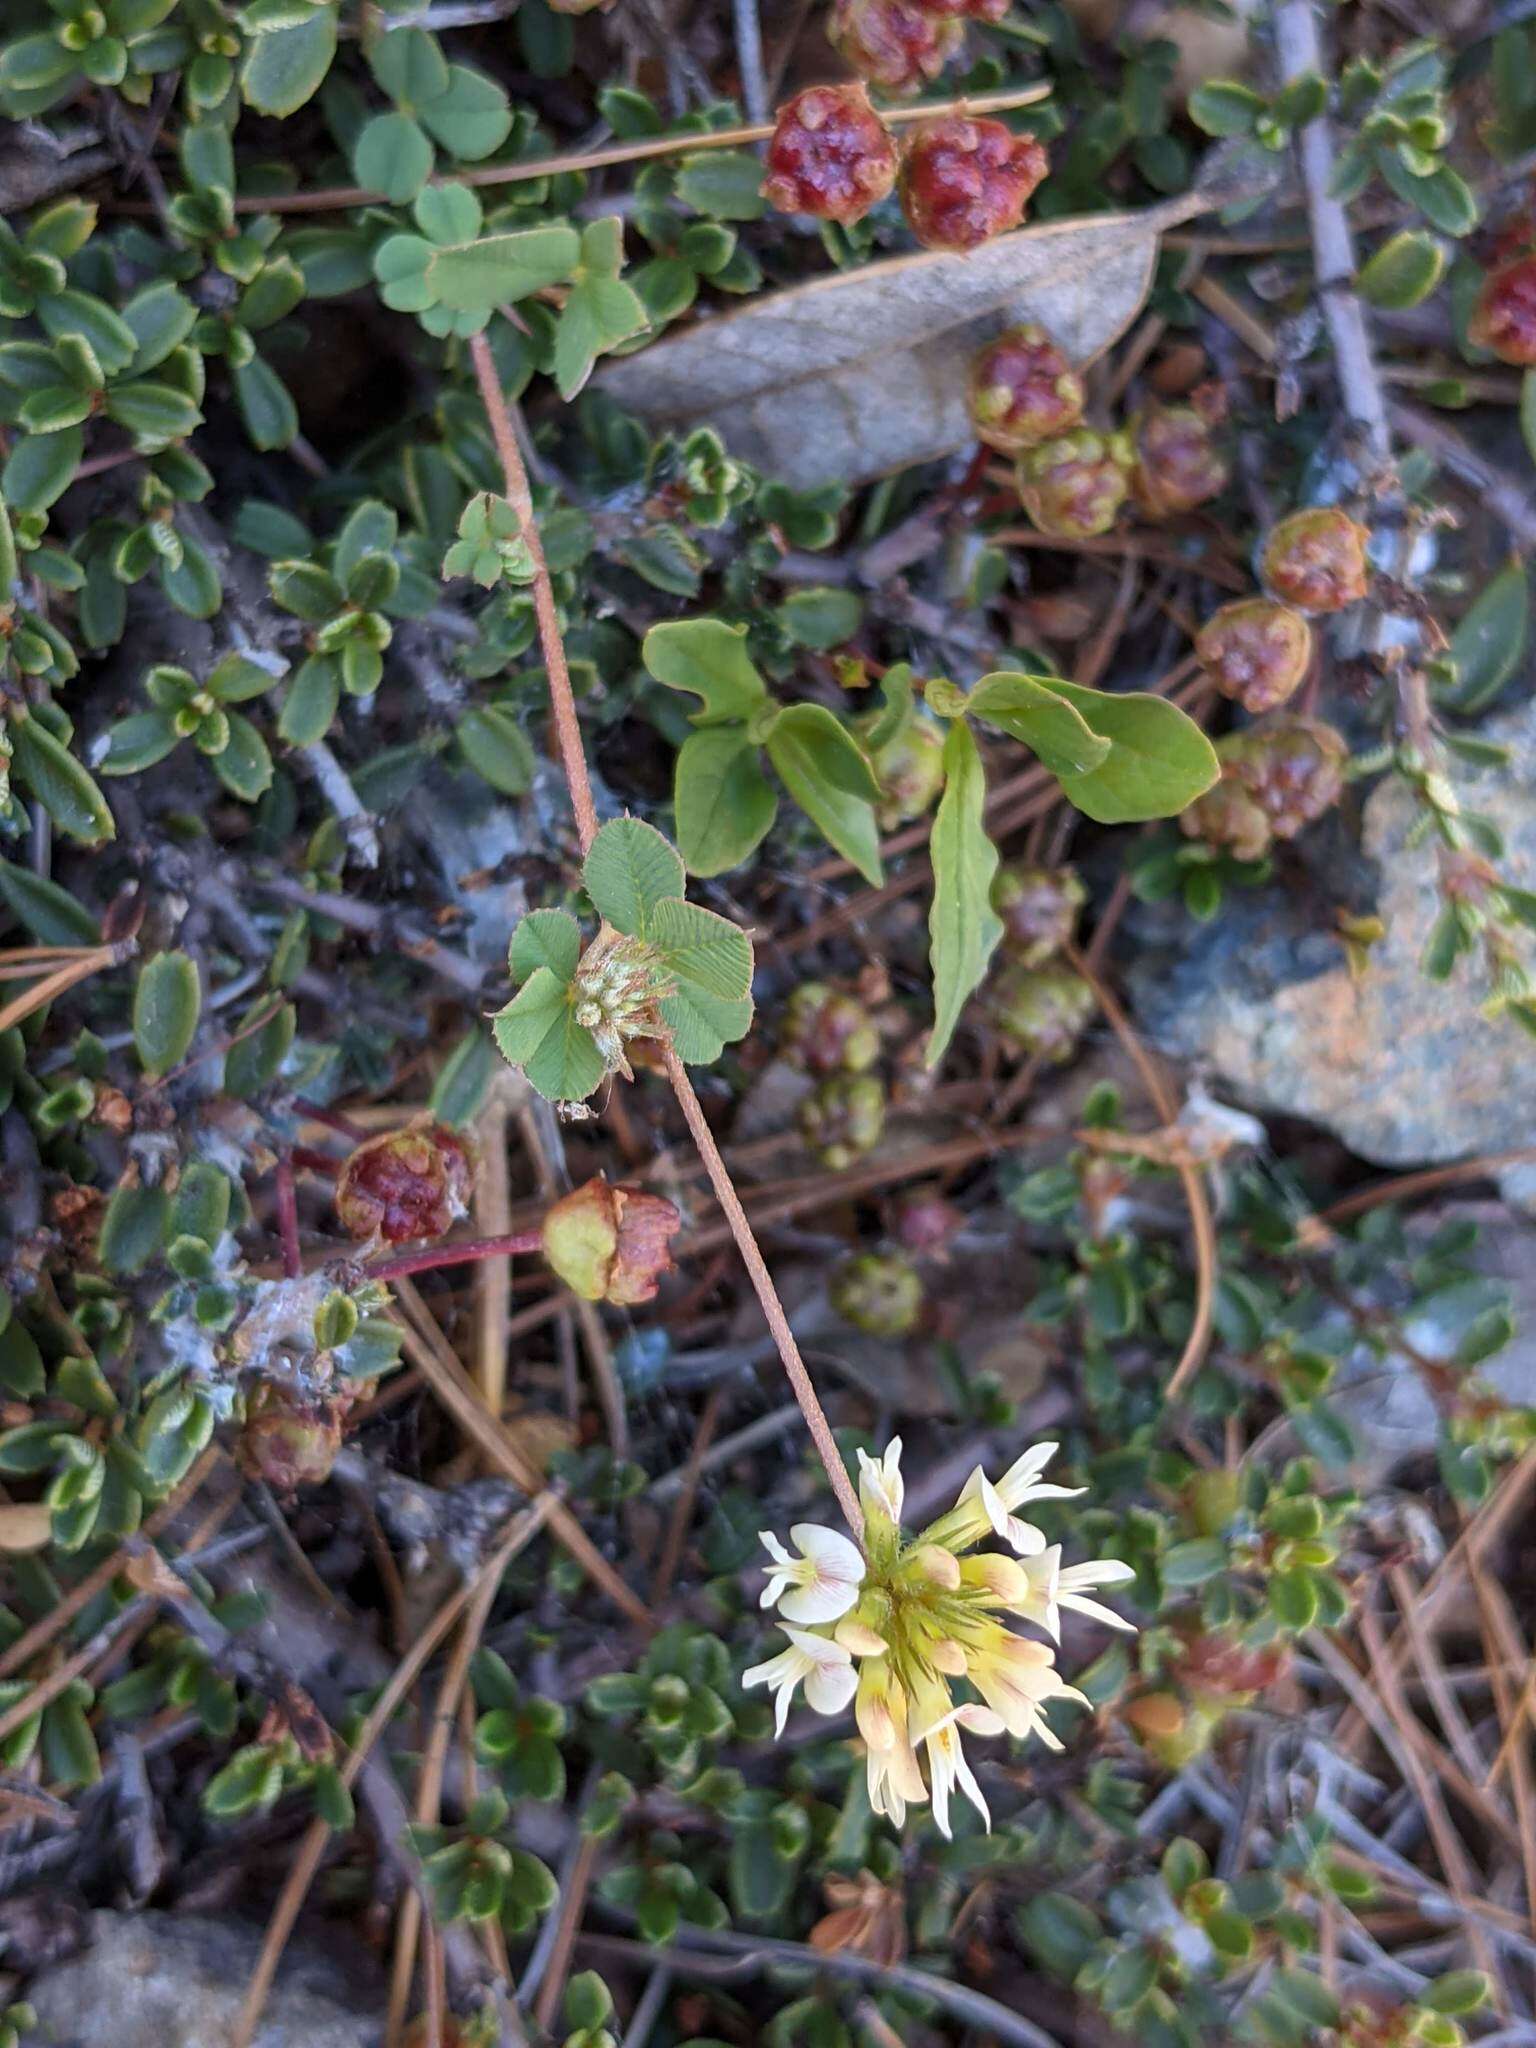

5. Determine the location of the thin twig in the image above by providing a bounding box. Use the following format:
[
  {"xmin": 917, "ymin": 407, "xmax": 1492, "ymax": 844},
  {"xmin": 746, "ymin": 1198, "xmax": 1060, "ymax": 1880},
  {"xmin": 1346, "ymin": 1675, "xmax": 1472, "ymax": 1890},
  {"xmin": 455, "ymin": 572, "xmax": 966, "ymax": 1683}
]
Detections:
[
  {"xmin": 1273, "ymin": 0, "xmax": 1392, "ymax": 469},
  {"xmin": 225, "ymin": 86, "xmax": 1052, "ymax": 216}
]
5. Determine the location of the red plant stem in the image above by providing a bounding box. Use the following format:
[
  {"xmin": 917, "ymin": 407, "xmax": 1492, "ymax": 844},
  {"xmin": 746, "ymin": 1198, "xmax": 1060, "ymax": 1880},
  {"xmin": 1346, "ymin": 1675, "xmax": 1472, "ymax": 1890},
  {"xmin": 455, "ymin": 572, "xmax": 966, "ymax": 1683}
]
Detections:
[
  {"xmin": 368, "ymin": 1229, "xmax": 544, "ymax": 1283},
  {"xmin": 275, "ymin": 1150, "xmax": 301, "ymax": 1281},
  {"xmin": 290, "ymin": 1146, "xmax": 340, "ymax": 1179},
  {"xmin": 292, "ymin": 1095, "xmax": 371, "ymax": 1142},
  {"xmin": 466, "ymin": 329, "xmax": 865, "ymax": 1544}
]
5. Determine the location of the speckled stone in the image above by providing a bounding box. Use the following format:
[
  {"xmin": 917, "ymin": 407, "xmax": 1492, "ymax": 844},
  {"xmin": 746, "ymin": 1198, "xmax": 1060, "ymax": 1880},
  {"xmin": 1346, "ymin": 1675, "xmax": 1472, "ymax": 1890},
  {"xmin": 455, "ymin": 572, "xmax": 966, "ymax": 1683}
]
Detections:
[{"xmin": 1132, "ymin": 700, "xmax": 1536, "ymax": 1168}]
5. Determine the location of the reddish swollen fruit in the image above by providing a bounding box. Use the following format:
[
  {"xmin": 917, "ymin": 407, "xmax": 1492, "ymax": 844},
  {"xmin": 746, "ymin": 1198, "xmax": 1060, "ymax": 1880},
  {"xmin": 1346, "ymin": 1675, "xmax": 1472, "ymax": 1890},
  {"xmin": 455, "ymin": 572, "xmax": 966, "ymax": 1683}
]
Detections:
[
  {"xmin": 830, "ymin": 1251, "xmax": 924, "ymax": 1337},
  {"xmin": 1128, "ymin": 403, "xmax": 1229, "ymax": 518},
  {"xmin": 1260, "ymin": 506, "xmax": 1370, "ymax": 613},
  {"xmin": 783, "ymin": 982, "xmax": 881, "ymax": 1075},
  {"xmin": 990, "ymin": 862, "xmax": 1086, "ymax": 967},
  {"xmin": 237, "ymin": 1383, "xmax": 347, "ymax": 1493},
  {"xmin": 1468, "ymin": 252, "xmax": 1536, "ymax": 365},
  {"xmin": 336, "ymin": 1120, "xmax": 473, "ymax": 1246},
  {"xmin": 762, "ymin": 84, "xmax": 898, "ymax": 225},
  {"xmin": 829, "ymin": 0, "xmax": 963, "ymax": 95},
  {"xmin": 540, "ymin": 1175, "xmax": 682, "ymax": 1306},
  {"xmin": 1017, "ymin": 427, "xmax": 1131, "ymax": 539},
  {"xmin": 967, "ymin": 324, "xmax": 1086, "ymax": 454},
  {"xmin": 1195, "ymin": 598, "xmax": 1314, "ymax": 715},
  {"xmin": 990, "ymin": 963, "xmax": 1096, "ymax": 1063},
  {"xmin": 1181, "ymin": 716, "xmax": 1347, "ymax": 860},
  {"xmin": 898, "ymin": 117, "xmax": 1048, "ymax": 252}
]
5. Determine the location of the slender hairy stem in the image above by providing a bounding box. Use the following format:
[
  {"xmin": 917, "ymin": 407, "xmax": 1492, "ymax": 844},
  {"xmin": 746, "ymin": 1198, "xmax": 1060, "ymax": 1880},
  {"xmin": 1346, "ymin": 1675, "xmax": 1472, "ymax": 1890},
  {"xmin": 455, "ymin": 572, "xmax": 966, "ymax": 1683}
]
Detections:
[
  {"xmin": 467, "ymin": 330, "xmax": 865, "ymax": 1542},
  {"xmin": 665, "ymin": 1051, "xmax": 863, "ymax": 1539},
  {"xmin": 468, "ymin": 332, "xmax": 599, "ymax": 852},
  {"xmin": 368, "ymin": 1228, "xmax": 544, "ymax": 1283},
  {"xmin": 233, "ymin": 84, "xmax": 1051, "ymax": 216}
]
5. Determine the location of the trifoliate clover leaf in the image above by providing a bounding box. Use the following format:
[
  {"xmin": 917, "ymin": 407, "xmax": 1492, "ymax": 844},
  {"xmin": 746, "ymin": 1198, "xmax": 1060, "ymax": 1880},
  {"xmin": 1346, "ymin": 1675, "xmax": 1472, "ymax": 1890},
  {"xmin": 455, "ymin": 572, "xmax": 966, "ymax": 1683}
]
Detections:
[
  {"xmin": 491, "ymin": 817, "xmax": 754, "ymax": 1104},
  {"xmin": 373, "ymin": 185, "xmax": 580, "ymax": 336},
  {"xmin": 442, "ymin": 492, "xmax": 534, "ymax": 587}
]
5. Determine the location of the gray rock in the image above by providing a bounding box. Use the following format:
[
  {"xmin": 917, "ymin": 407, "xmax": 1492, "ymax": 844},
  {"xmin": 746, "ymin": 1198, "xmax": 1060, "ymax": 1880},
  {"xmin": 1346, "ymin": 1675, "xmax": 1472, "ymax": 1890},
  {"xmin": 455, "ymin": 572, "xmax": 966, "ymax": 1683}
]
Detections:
[
  {"xmin": 1131, "ymin": 700, "xmax": 1536, "ymax": 1167},
  {"xmin": 27, "ymin": 1910, "xmax": 383, "ymax": 2048}
]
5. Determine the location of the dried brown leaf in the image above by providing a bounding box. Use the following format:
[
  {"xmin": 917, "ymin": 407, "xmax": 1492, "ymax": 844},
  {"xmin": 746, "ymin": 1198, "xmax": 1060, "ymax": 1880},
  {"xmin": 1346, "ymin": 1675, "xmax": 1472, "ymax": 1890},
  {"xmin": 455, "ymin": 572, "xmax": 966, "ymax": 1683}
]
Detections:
[{"xmin": 600, "ymin": 198, "xmax": 1207, "ymax": 490}]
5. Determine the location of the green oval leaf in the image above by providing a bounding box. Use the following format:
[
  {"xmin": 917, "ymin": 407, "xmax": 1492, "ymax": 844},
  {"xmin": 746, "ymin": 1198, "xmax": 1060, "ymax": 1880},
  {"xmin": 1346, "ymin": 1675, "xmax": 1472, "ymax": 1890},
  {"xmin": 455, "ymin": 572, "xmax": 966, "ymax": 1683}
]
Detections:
[
  {"xmin": 673, "ymin": 726, "xmax": 778, "ymax": 877},
  {"xmin": 1033, "ymin": 679, "xmax": 1219, "ymax": 823},
  {"xmin": 1444, "ymin": 560, "xmax": 1527, "ymax": 714},
  {"xmin": 10, "ymin": 713, "xmax": 115, "ymax": 844},
  {"xmin": 133, "ymin": 950, "xmax": 202, "ymax": 1077},
  {"xmin": 428, "ymin": 225, "xmax": 581, "ymax": 312},
  {"xmin": 1356, "ymin": 229, "xmax": 1445, "ymax": 309},
  {"xmin": 966, "ymin": 671, "xmax": 1113, "ymax": 777}
]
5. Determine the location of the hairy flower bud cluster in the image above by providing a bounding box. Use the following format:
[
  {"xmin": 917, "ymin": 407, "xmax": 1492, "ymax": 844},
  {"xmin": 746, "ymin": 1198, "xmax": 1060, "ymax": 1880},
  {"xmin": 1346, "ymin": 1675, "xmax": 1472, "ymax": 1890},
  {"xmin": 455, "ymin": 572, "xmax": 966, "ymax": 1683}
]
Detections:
[
  {"xmin": 569, "ymin": 929, "xmax": 670, "ymax": 1080},
  {"xmin": 745, "ymin": 1440, "xmax": 1134, "ymax": 1835}
]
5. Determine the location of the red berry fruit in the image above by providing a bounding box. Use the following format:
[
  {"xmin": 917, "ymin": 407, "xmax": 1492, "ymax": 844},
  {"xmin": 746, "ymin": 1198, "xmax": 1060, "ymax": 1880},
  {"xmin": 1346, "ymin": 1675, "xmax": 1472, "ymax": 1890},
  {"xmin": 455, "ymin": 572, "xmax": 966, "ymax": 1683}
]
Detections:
[
  {"xmin": 1128, "ymin": 403, "xmax": 1229, "ymax": 518},
  {"xmin": 762, "ymin": 84, "xmax": 898, "ymax": 225},
  {"xmin": 898, "ymin": 117, "xmax": 1048, "ymax": 252},
  {"xmin": 967, "ymin": 324, "xmax": 1086, "ymax": 454},
  {"xmin": 1195, "ymin": 598, "xmax": 1314, "ymax": 715},
  {"xmin": 1017, "ymin": 427, "xmax": 1130, "ymax": 539},
  {"xmin": 1469, "ymin": 253, "xmax": 1536, "ymax": 365},
  {"xmin": 540, "ymin": 1174, "xmax": 683, "ymax": 1306},
  {"xmin": 829, "ymin": 0, "xmax": 963, "ymax": 96},
  {"xmin": 783, "ymin": 982, "xmax": 881, "ymax": 1074},
  {"xmin": 336, "ymin": 1120, "xmax": 474, "ymax": 1247},
  {"xmin": 1260, "ymin": 507, "xmax": 1370, "ymax": 613},
  {"xmin": 1182, "ymin": 717, "xmax": 1347, "ymax": 859}
]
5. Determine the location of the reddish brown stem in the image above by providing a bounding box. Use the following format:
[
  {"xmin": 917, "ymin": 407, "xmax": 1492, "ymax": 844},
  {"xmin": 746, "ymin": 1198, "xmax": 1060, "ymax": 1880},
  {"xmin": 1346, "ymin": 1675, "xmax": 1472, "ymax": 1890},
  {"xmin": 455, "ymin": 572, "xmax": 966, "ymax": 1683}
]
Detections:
[
  {"xmin": 368, "ymin": 1229, "xmax": 544, "ymax": 1283},
  {"xmin": 293, "ymin": 1095, "xmax": 371, "ymax": 1142},
  {"xmin": 467, "ymin": 330, "xmax": 864, "ymax": 1544}
]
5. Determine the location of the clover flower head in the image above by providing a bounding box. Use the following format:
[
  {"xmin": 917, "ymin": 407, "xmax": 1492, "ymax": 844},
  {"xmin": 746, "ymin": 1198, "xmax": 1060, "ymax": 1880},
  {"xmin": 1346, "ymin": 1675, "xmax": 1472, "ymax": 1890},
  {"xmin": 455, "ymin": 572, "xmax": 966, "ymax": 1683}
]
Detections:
[{"xmin": 747, "ymin": 1437, "xmax": 1134, "ymax": 1838}]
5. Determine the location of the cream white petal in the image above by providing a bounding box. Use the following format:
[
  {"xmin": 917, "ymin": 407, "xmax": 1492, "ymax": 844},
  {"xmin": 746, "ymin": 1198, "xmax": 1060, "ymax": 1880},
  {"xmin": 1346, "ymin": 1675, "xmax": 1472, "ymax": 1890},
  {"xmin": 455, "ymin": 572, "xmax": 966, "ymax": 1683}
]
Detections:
[
  {"xmin": 790, "ymin": 1522, "xmax": 865, "ymax": 1582},
  {"xmin": 779, "ymin": 1575, "xmax": 861, "ymax": 1624},
  {"xmin": 804, "ymin": 1659, "xmax": 859, "ymax": 1716},
  {"xmin": 1058, "ymin": 1591, "xmax": 1137, "ymax": 1632}
]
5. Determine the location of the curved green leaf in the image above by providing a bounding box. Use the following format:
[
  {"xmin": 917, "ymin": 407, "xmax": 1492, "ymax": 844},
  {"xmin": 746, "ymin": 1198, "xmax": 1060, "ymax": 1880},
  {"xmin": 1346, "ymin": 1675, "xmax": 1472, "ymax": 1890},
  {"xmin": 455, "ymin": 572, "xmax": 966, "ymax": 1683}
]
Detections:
[
  {"xmin": 642, "ymin": 618, "xmax": 769, "ymax": 727},
  {"xmin": 11, "ymin": 714, "xmax": 114, "ymax": 844},
  {"xmin": 966, "ymin": 671, "xmax": 1113, "ymax": 777},
  {"xmin": 509, "ymin": 908, "xmax": 581, "ymax": 984},
  {"xmin": 925, "ymin": 720, "xmax": 1002, "ymax": 1067},
  {"xmin": 1035, "ymin": 679, "xmax": 1219, "ymax": 823},
  {"xmin": 765, "ymin": 703, "xmax": 883, "ymax": 885}
]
